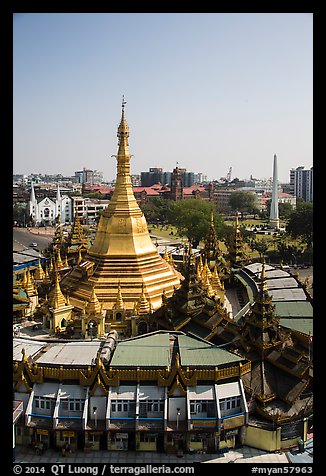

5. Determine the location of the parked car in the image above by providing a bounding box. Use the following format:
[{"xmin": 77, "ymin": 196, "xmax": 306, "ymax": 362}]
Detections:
[
  {"xmin": 32, "ymin": 324, "xmax": 42, "ymax": 330},
  {"xmin": 29, "ymin": 242, "xmax": 38, "ymax": 247}
]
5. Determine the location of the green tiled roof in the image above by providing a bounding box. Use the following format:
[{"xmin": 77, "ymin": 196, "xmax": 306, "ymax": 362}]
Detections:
[
  {"xmin": 274, "ymin": 301, "xmax": 313, "ymax": 319},
  {"xmin": 178, "ymin": 334, "xmax": 243, "ymax": 367},
  {"xmin": 109, "ymin": 333, "xmax": 171, "ymax": 368},
  {"xmin": 280, "ymin": 318, "xmax": 313, "ymax": 336}
]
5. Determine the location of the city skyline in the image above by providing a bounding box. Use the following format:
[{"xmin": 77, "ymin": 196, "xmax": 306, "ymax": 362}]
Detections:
[{"xmin": 13, "ymin": 13, "xmax": 313, "ymax": 183}]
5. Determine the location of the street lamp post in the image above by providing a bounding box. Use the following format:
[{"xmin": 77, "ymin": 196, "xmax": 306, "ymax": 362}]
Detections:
[
  {"xmin": 93, "ymin": 406, "xmax": 97, "ymax": 429},
  {"xmin": 88, "ymin": 322, "xmax": 94, "ymax": 341},
  {"xmin": 176, "ymin": 408, "xmax": 181, "ymax": 432}
]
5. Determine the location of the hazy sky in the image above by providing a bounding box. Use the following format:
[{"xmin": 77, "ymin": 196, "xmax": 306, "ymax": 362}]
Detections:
[{"xmin": 13, "ymin": 13, "xmax": 313, "ymax": 183}]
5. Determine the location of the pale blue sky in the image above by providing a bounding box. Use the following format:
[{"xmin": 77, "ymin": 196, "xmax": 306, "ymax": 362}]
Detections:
[{"xmin": 13, "ymin": 13, "xmax": 313, "ymax": 183}]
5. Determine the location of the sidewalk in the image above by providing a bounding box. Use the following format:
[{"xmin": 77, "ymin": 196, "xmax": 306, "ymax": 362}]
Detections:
[
  {"xmin": 28, "ymin": 227, "xmax": 55, "ymax": 236},
  {"xmin": 14, "ymin": 445, "xmax": 289, "ymax": 464}
]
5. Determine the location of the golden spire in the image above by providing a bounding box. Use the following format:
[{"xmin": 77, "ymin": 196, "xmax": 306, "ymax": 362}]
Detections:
[
  {"xmin": 202, "ymin": 272, "xmax": 214, "ymax": 297},
  {"xmin": 24, "ymin": 268, "xmax": 36, "ymax": 296},
  {"xmin": 63, "ymin": 254, "xmax": 69, "ymax": 268},
  {"xmin": 49, "ymin": 257, "xmax": 54, "ymax": 273},
  {"xmin": 197, "ymin": 255, "xmax": 203, "ymax": 274},
  {"xmin": 61, "ymin": 100, "xmax": 181, "ymax": 311},
  {"xmin": 169, "ymin": 253, "xmax": 175, "ymax": 268},
  {"xmin": 86, "ymin": 285, "xmax": 102, "ymax": 315},
  {"xmin": 136, "ymin": 283, "xmax": 151, "ymax": 315},
  {"xmin": 44, "ymin": 264, "xmax": 50, "ymax": 281},
  {"xmin": 77, "ymin": 248, "xmax": 83, "ymax": 265},
  {"xmin": 235, "ymin": 211, "xmax": 241, "ymax": 234},
  {"xmin": 202, "ymin": 258, "xmax": 212, "ymax": 281},
  {"xmin": 163, "ymin": 246, "xmax": 169, "ymax": 261},
  {"xmin": 113, "ymin": 281, "xmax": 125, "ymax": 310},
  {"xmin": 50, "ymin": 272, "xmax": 66, "ymax": 309},
  {"xmin": 56, "ymin": 248, "xmax": 64, "ymax": 269},
  {"xmin": 211, "ymin": 263, "xmax": 222, "ymax": 290},
  {"xmin": 34, "ymin": 258, "xmax": 45, "ymax": 280},
  {"xmin": 22, "ymin": 269, "xmax": 27, "ymax": 287},
  {"xmin": 260, "ymin": 259, "xmax": 268, "ymax": 292}
]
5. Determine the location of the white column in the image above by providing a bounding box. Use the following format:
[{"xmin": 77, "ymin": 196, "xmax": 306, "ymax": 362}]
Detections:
[
  {"xmin": 53, "ymin": 384, "xmax": 62, "ymax": 429},
  {"xmin": 269, "ymin": 154, "xmax": 280, "ymax": 229}
]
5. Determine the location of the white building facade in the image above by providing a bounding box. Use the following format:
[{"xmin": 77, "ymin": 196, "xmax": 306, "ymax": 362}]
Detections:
[{"xmin": 27, "ymin": 183, "xmax": 73, "ymax": 226}]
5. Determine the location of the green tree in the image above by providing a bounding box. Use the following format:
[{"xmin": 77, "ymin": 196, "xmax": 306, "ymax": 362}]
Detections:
[
  {"xmin": 265, "ymin": 199, "xmax": 294, "ymax": 220},
  {"xmin": 229, "ymin": 191, "xmax": 258, "ymax": 218},
  {"xmin": 167, "ymin": 200, "xmax": 225, "ymax": 248},
  {"xmin": 286, "ymin": 202, "xmax": 313, "ymax": 247},
  {"xmin": 13, "ymin": 203, "xmax": 27, "ymax": 226},
  {"xmin": 141, "ymin": 197, "xmax": 172, "ymax": 225}
]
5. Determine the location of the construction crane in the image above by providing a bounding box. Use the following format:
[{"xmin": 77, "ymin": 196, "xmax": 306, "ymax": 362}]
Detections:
[{"xmin": 226, "ymin": 167, "xmax": 232, "ymax": 182}]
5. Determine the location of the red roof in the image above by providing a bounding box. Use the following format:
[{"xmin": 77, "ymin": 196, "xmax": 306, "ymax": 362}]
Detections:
[{"xmin": 133, "ymin": 187, "xmax": 161, "ymax": 195}]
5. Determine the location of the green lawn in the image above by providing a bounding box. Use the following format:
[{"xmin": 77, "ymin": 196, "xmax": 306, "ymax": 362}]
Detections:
[{"xmin": 148, "ymin": 224, "xmax": 181, "ymax": 239}]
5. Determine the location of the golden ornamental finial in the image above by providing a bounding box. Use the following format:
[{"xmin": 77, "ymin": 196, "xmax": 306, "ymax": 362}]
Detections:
[{"xmin": 260, "ymin": 259, "xmax": 267, "ymax": 292}]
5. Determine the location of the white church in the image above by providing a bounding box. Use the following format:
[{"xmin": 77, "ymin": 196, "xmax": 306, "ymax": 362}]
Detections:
[{"xmin": 27, "ymin": 182, "xmax": 73, "ymax": 226}]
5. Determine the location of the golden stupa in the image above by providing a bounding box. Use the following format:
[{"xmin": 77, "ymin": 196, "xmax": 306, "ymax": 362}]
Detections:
[{"xmin": 61, "ymin": 98, "xmax": 182, "ymax": 311}]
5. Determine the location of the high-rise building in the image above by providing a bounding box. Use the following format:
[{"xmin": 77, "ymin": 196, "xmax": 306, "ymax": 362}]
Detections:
[
  {"xmin": 290, "ymin": 166, "xmax": 313, "ymax": 202},
  {"xmin": 75, "ymin": 168, "xmax": 104, "ymax": 185},
  {"xmin": 140, "ymin": 168, "xmax": 172, "ymax": 187},
  {"xmin": 141, "ymin": 168, "xmax": 195, "ymax": 188}
]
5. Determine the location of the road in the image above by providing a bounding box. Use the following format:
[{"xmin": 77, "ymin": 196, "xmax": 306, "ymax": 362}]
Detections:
[{"xmin": 13, "ymin": 227, "xmax": 54, "ymax": 252}]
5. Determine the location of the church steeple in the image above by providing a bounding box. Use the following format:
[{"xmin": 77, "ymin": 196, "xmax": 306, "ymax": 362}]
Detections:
[
  {"xmin": 30, "ymin": 182, "xmax": 36, "ymax": 203},
  {"xmin": 56, "ymin": 183, "xmax": 61, "ymax": 202}
]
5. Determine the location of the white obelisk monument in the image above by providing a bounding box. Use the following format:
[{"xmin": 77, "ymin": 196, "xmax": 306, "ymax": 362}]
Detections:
[{"xmin": 269, "ymin": 154, "xmax": 280, "ymax": 229}]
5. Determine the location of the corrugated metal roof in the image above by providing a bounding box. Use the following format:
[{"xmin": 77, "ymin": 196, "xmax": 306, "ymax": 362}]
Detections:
[
  {"xmin": 188, "ymin": 385, "xmax": 215, "ymax": 400},
  {"xmin": 13, "ymin": 338, "xmax": 46, "ymax": 361},
  {"xmin": 216, "ymin": 381, "xmax": 241, "ymax": 399},
  {"xmin": 269, "ymin": 288, "xmax": 306, "ymax": 301},
  {"xmin": 36, "ymin": 342, "xmax": 101, "ymax": 366},
  {"xmin": 266, "ymin": 277, "xmax": 298, "ymax": 289},
  {"xmin": 280, "ymin": 318, "xmax": 313, "ymax": 335},
  {"xmin": 244, "ymin": 263, "xmax": 274, "ymax": 274},
  {"xmin": 265, "ymin": 269, "xmax": 291, "ymax": 278},
  {"xmin": 178, "ymin": 335, "xmax": 243, "ymax": 367},
  {"xmin": 274, "ymin": 301, "xmax": 313, "ymax": 318},
  {"xmin": 109, "ymin": 333, "xmax": 171, "ymax": 368}
]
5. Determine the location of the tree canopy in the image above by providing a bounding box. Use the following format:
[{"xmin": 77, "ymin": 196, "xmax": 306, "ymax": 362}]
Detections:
[
  {"xmin": 228, "ymin": 191, "xmax": 259, "ymax": 217},
  {"xmin": 141, "ymin": 197, "xmax": 171, "ymax": 225},
  {"xmin": 167, "ymin": 200, "xmax": 225, "ymax": 247},
  {"xmin": 286, "ymin": 202, "xmax": 313, "ymax": 247}
]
